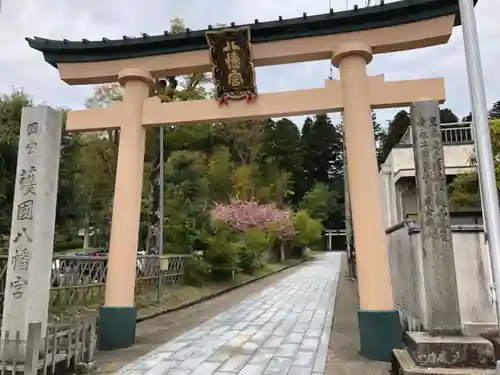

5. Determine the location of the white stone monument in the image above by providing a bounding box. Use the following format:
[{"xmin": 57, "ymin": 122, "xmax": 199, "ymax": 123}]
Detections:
[{"xmin": 1, "ymin": 106, "xmax": 62, "ymax": 357}]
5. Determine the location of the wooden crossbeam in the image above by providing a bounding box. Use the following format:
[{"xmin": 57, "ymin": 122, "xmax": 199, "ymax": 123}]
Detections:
[{"xmin": 66, "ymin": 76, "xmax": 445, "ymax": 132}]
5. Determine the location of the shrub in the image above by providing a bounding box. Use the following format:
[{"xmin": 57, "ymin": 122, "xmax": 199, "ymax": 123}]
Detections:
[
  {"xmin": 183, "ymin": 255, "xmax": 210, "ymax": 287},
  {"xmin": 239, "ymin": 228, "xmax": 273, "ymax": 274},
  {"xmin": 54, "ymin": 240, "xmax": 84, "ymax": 251},
  {"xmin": 293, "ymin": 210, "xmax": 324, "ymax": 254},
  {"xmin": 204, "ymin": 228, "xmax": 241, "ymax": 281}
]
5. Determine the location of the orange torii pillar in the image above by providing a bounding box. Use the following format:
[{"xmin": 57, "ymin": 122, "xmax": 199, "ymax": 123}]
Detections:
[{"xmin": 332, "ymin": 42, "xmax": 401, "ymax": 361}]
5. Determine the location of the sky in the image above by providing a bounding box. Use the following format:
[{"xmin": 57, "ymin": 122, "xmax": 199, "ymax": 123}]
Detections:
[{"xmin": 0, "ymin": 0, "xmax": 498, "ymax": 128}]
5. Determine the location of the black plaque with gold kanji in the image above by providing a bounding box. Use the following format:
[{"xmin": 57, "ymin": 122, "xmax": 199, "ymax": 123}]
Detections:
[{"xmin": 205, "ymin": 26, "xmax": 257, "ymax": 101}]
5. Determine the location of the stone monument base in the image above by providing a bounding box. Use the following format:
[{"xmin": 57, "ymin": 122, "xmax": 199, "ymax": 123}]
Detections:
[
  {"xmin": 481, "ymin": 336, "xmax": 500, "ymax": 361},
  {"xmin": 392, "ymin": 332, "xmax": 496, "ymax": 375},
  {"xmin": 405, "ymin": 332, "xmax": 495, "ymax": 368},
  {"xmin": 392, "ymin": 349, "xmax": 495, "ymax": 375}
]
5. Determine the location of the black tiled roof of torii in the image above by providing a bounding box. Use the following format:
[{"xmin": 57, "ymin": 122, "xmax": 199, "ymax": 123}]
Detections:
[{"xmin": 25, "ymin": 0, "xmax": 474, "ymax": 67}]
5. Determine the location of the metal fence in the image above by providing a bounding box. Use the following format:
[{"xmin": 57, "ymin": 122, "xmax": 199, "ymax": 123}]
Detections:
[
  {"xmin": 399, "ymin": 122, "xmax": 474, "ymax": 145},
  {"xmin": 0, "ymin": 254, "xmax": 189, "ymax": 316},
  {"xmin": 0, "ymin": 314, "xmax": 96, "ymax": 375}
]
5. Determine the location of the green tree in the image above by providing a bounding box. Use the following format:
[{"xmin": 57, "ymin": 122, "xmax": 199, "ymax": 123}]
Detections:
[
  {"xmin": 379, "ymin": 110, "xmax": 411, "ymax": 165},
  {"xmin": 163, "ymin": 151, "xmax": 210, "ymax": 254},
  {"xmin": 300, "ymin": 182, "xmax": 334, "ymax": 223},
  {"xmin": 206, "ymin": 147, "xmax": 234, "ymax": 203},
  {"xmin": 299, "ymin": 114, "xmax": 343, "ymax": 199},
  {"xmin": 0, "ymin": 90, "xmax": 33, "ymax": 235},
  {"xmin": 451, "ymin": 119, "xmax": 500, "ymax": 206},
  {"xmin": 372, "ymin": 112, "xmax": 387, "ymax": 167},
  {"xmin": 489, "ymin": 101, "xmax": 500, "ymax": 119},
  {"xmin": 259, "ymin": 118, "xmax": 301, "ymax": 204},
  {"xmin": 440, "ymin": 108, "xmax": 459, "ymax": 123}
]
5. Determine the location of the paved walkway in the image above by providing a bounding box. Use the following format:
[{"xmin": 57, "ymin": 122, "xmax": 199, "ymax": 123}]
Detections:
[{"xmin": 114, "ymin": 253, "xmax": 342, "ymax": 375}]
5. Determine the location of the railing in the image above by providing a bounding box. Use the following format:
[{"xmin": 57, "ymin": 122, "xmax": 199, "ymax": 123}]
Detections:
[
  {"xmin": 399, "ymin": 122, "xmax": 474, "ymax": 145},
  {"xmin": 441, "ymin": 123, "xmax": 474, "ymax": 144},
  {"xmin": 0, "ymin": 254, "xmax": 190, "ymax": 318},
  {"xmin": 0, "ymin": 314, "xmax": 96, "ymax": 375}
]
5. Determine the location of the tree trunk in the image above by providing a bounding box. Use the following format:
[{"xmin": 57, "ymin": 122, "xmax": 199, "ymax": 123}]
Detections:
[{"xmin": 280, "ymin": 241, "xmax": 285, "ymax": 263}]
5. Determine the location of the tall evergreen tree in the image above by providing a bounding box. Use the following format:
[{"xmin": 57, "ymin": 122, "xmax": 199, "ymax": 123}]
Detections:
[
  {"xmin": 379, "ymin": 110, "xmax": 411, "ymax": 165},
  {"xmin": 489, "ymin": 101, "xmax": 500, "ymax": 119},
  {"xmin": 259, "ymin": 118, "xmax": 302, "ymax": 204},
  {"xmin": 462, "ymin": 112, "xmax": 473, "ymax": 122},
  {"xmin": 372, "ymin": 112, "xmax": 387, "ymax": 167},
  {"xmin": 299, "ymin": 114, "xmax": 343, "ymax": 201},
  {"xmin": 440, "ymin": 108, "xmax": 459, "ymax": 123}
]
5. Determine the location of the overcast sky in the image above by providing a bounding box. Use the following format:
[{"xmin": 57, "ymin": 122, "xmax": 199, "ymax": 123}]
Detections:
[{"xmin": 0, "ymin": 0, "xmax": 497, "ymax": 127}]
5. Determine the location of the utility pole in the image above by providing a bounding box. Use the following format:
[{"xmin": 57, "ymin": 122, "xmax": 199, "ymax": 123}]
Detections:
[
  {"xmin": 458, "ymin": 0, "xmax": 500, "ymax": 327},
  {"xmin": 159, "ymin": 126, "xmax": 165, "ymax": 256}
]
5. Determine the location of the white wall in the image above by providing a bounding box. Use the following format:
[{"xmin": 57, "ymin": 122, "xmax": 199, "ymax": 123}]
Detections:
[
  {"xmin": 390, "ymin": 144, "xmax": 476, "ymax": 182},
  {"xmin": 387, "ymin": 223, "xmax": 496, "ymax": 334}
]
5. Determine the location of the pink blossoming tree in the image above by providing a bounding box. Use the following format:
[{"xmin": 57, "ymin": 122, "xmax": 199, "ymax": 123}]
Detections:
[
  {"xmin": 211, "ymin": 199, "xmax": 295, "ymax": 262},
  {"xmin": 211, "ymin": 199, "xmax": 294, "ymax": 239}
]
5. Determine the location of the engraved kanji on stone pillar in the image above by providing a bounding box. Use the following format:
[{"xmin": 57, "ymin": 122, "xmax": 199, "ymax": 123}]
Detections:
[
  {"xmin": 411, "ymin": 100, "xmax": 461, "ymax": 334},
  {"xmin": 1, "ymin": 106, "xmax": 62, "ymax": 358}
]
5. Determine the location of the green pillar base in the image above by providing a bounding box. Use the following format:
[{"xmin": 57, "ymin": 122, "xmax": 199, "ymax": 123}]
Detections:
[
  {"xmin": 98, "ymin": 306, "xmax": 137, "ymax": 350},
  {"xmin": 358, "ymin": 309, "xmax": 403, "ymax": 362}
]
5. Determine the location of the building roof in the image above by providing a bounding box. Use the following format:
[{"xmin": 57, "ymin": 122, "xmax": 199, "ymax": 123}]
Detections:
[{"xmin": 26, "ymin": 0, "xmax": 472, "ymax": 67}]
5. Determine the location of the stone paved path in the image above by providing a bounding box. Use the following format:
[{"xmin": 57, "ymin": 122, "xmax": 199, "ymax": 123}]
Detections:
[{"xmin": 114, "ymin": 253, "xmax": 342, "ymax": 375}]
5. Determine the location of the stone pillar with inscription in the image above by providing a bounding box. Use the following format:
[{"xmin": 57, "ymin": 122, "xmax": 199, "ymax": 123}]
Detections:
[
  {"xmin": 395, "ymin": 100, "xmax": 495, "ymax": 371},
  {"xmin": 410, "ymin": 100, "xmax": 462, "ymax": 334},
  {"xmin": 1, "ymin": 106, "xmax": 62, "ymax": 358}
]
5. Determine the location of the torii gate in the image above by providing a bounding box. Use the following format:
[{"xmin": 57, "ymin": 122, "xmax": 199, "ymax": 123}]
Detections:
[{"xmin": 26, "ymin": 0, "xmax": 459, "ymax": 361}]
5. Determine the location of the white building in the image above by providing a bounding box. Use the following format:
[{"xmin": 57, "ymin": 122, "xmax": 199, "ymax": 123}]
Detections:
[{"xmin": 379, "ymin": 122, "xmax": 481, "ymax": 228}]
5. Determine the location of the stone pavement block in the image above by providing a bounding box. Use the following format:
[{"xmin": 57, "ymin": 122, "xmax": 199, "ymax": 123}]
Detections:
[
  {"xmin": 264, "ymin": 357, "xmax": 294, "ymax": 375},
  {"xmin": 285, "ymin": 332, "xmax": 304, "ymax": 344},
  {"xmin": 232, "ymin": 321, "xmax": 251, "ymax": 330},
  {"xmin": 249, "ymin": 330, "xmax": 272, "ymax": 345},
  {"xmin": 276, "ymin": 343, "xmax": 300, "ymax": 357},
  {"xmin": 261, "ymin": 321, "xmax": 279, "ymax": 331},
  {"xmin": 143, "ymin": 361, "xmax": 180, "ymax": 375},
  {"xmin": 226, "ymin": 335, "xmax": 250, "ymax": 348},
  {"xmin": 209, "ymin": 326, "xmax": 231, "ymax": 336},
  {"xmin": 133, "ymin": 352, "xmax": 173, "ymax": 369},
  {"xmin": 218, "ymin": 354, "xmax": 251, "ymax": 372},
  {"xmin": 169, "ymin": 347, "xmax": 196, "ymax": 361},
  {"xmin": 300, "ymin": 338, "xmax": 319, "ymax": 351},
  {"xmin": 291, "ymin": 324, "xmax": 309, "ymax": 333},
  {"xmin": 249, "ymin": 349, "xmax": 275, "ymax": 366},
  {"xmin": 178, "ymin": 355, "xmax": 208, "ymax": 370},
  {"xmin": 288, "ymin": 366, "xmax": 313, "ymax": 375},
  {"xmin": 293, "ymin": 351, "xmax": 316, "ymax": 368},
  {"xmin": 241, "ymin": 327, "xmax": 259, "ymax": 336},
  {"xmin": 164, "ymin": 341, "xmax": 190, "ymax": 352},
  {"xmin": 207, "ymin": 347, "xmax": 232, "ymax": 363},
  {"xmin": 122, "ymin": 371, "xmax": 147, "ymax": 375},
  {"xmin": 312, "ymin": 346, "xmax": 327, "ymax": 373},
  {"xmin": 241, "ymin": 341, "xmax": 260, "ymax": 354},
  {"xmin": 238, "ymin": 363, "xmax": 268, "ymax": 375},
  {"xmin": 305, "ymin": 329, "xmax": 322, "ymax": 338},
  {"xmin": 262, "ymin": 336, "xmax": 284, "ymax": 349},
  {"xmin": 190, "ymin": 362, "xmax": 221, "ymax": 375},
  {"xmin": 219, "ymin": 330, "xmax": 240, "ymax": 342},
  {"xmin": 164, "ymin": 370, "xmax": 191, "ymax": 375}
]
